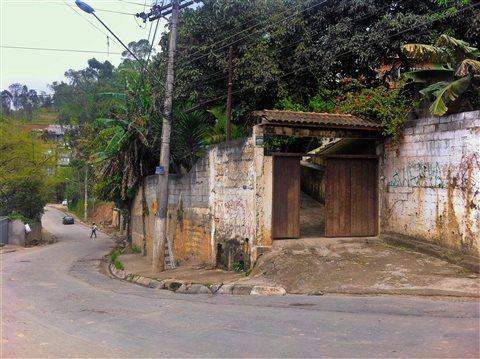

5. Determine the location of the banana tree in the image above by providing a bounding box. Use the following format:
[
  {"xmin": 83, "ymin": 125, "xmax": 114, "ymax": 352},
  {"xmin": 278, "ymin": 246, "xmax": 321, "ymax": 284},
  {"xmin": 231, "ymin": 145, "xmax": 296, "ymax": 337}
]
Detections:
[
  {"xmin": 402, "ymin": 35, "xmax": 480, "ymax": 116},
  {"xmin": 90, "ymin": 69, "xmax": 160, "ymax": 203}
]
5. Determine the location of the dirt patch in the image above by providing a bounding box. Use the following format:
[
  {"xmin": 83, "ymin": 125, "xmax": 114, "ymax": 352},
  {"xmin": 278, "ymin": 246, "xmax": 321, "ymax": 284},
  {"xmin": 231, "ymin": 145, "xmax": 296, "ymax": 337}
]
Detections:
[
  {"xmin": 250, "ymin": 238, "xmax": 480, "ymax": 297},
  {"xmin": 90, "ymin": 203, "xmax": 116, "ymax": 228},
  {"xmin": 117, "ymin": 253, "xmax": 244, "ymax": 285}
]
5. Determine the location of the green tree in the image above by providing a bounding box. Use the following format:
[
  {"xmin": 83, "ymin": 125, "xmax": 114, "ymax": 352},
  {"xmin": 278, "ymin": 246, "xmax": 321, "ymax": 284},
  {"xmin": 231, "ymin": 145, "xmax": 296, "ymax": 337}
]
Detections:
[
  {"xmin": 0, "ymin": 178, "xmax": 46, "ymax": 222},
  {"xmin": 0, "ymin": 119, "xmax": 54, "ymax": 221},
  {"xmin": 152, "ymin": 0, "xmax": 478, "ymax": 116},
  {"xmin": 1, "ymin": 90, "xmax": 12, "ymax": 115}
]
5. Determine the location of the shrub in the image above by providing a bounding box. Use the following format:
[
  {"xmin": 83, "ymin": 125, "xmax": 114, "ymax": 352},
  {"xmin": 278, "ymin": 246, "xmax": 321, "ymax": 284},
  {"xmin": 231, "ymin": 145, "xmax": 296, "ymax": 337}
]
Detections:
[
  {"xmin": 334, "ymin": 86, "xmax": 414, "ymax": 138},
  {"xmin": 132, "ymin": 245, "xmax": 141, "ymax": 254},
  {"xmin": 114, "ymin": 259, "xmax": 124, "ymax": 270},
  {"xmin": 109, "ymin": 249, "xmax": 120, "ymax": 263},
  {"xmin": 232, "ymin": 261, "xmax": 245, "ymax": 272}
]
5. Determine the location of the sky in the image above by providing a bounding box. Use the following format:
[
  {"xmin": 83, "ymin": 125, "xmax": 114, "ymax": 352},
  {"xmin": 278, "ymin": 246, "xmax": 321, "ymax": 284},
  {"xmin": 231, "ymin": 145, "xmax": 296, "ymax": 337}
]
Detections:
[{"xmin": 1, "ymin": 0, "xmax": 166, "ymax": 93}]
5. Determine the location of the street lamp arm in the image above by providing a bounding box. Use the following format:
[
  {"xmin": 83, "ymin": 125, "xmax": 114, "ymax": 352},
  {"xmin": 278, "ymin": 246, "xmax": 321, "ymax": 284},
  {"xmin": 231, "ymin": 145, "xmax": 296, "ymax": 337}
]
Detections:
[{"xmin": 75, "ymin": 0, "xmax": 95, "ymax": 14}]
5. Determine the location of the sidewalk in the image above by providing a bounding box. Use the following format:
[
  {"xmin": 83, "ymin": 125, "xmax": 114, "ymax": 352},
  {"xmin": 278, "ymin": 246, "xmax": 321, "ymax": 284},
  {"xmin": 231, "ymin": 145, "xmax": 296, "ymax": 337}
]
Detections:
[
  {"xmin": 110, "ymin": 237, "xmax": 480, "ymax": 298},
  {"xmin": 119, "ymin": 253, "xmax": 244, "ymax": 284},
  {"xmin": 251, "ymin": 237, "xmax": 480, "ymax": 298}
]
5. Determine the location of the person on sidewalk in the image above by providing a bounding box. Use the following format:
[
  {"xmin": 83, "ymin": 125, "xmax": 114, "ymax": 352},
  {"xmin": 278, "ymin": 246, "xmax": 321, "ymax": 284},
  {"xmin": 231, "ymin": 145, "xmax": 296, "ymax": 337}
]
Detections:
[{"xmin": 90, "ymin": 223, "xmax": 97, "ymax": 239}]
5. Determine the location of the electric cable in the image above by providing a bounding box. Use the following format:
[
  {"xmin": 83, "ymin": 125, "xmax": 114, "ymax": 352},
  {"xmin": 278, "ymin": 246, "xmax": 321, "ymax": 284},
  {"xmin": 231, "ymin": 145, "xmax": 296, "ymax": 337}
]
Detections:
[
  {"xmin": 185, "ymin": 4, "xmax": 480, "ymax": 112},
  {"xmin": 1, "ymin": 45, "xmax": 123, "ymax": 55},
  {"xmin": 177, "ymin": 0, "xmax": 331, "ymax": 68},
  {"xmin": 64, "ymin": 2, "xmax": 121, "ymax": 48}
]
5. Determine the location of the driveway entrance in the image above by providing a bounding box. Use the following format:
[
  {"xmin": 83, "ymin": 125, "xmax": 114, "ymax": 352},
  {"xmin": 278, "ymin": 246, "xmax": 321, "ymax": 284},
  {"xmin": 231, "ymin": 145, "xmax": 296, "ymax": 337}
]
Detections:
[{"xmin": 325, "ymin": 156, "xmax": 378, "ymax": 237}]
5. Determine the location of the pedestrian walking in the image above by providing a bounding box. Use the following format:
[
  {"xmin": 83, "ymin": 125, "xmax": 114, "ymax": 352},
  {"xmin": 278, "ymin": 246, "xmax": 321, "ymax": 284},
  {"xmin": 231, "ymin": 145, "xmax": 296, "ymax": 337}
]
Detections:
[{"xmin": 90, "ymin": 222, "xmax": 97, "ymax": 239}]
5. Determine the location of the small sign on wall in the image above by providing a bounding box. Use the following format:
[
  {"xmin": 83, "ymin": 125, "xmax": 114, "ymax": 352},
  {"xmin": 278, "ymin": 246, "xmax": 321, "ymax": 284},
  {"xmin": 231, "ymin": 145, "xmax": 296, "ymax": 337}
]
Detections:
[{"xmin": 155, "ymin": 166, "xmax": 165, "ymax": 175}]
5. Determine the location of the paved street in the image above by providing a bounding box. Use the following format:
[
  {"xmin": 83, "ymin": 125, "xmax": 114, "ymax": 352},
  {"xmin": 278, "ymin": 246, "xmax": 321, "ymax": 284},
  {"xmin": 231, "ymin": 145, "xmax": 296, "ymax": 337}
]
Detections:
[{"xmin": 1, "ymin": 206, "xmax": 479, "ymax": 358}]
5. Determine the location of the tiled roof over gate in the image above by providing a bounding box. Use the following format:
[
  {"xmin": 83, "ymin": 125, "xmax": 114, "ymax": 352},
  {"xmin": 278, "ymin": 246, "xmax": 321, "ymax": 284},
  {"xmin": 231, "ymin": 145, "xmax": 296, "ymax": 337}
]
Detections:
[{"xmin": 253, "ymin": 110, "xmax": 383, "ymax": 129}]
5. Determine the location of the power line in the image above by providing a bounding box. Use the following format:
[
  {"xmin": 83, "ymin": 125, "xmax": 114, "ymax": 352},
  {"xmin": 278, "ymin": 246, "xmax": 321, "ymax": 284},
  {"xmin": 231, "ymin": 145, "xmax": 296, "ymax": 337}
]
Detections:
[
  {"xmin": 186, "ymin": 4, "xmax": 480, "ymax": 112},
  {"xmin": 180, "ymin": 0, "xmax": 329, "ymax": 66},
  {"xmin": 1, "ymin": 45, "xmax": 123, "ymax": 55},
  {"xmin": 118, "ymin": 0, "xmax": 153, "ymax": 6},
  {"xmin": 181, "ymin": 1, "xmax": 395, "ymax": 91},
  {"xmin": 95, "ymin": 8, "xmax": 137, "ymax": 15},
  {"xmin": 64, "ymin": 2, "xmax": 121, "ymax": 48},
  {"xmin": 146, "ymin": 18, "xmax": 161, "ymax": 63}
]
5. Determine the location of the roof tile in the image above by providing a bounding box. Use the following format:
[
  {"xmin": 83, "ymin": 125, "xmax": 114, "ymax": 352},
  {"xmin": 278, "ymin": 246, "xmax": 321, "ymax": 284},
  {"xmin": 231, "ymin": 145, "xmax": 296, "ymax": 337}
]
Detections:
[{"xmin": 253, "ymin": 110, "xmax": 383, "ymax": 129}]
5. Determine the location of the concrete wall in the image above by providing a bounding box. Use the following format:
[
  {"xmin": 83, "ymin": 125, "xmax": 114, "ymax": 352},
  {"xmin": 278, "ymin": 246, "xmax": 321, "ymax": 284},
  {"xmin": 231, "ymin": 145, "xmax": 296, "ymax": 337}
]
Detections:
[
  {"xmin": 379, "ymin": 110, "xmax": 480, "ymax": 256},
  {"xmin": 9, "ymin": 220, "xmax": 26, "ymax": 246},
  {"xmin": 131, "ymin": 175, "xmax": 158, "ymax": 258},
  {"xmin": 131, "ymin": 137, "xmax": 265, "ymax": 267}
]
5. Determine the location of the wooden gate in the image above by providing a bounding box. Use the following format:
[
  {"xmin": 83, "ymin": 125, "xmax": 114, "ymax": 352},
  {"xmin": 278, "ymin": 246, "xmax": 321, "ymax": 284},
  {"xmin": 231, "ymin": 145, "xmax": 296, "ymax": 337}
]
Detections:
[
  {"xmin": 272, "ymin": 156, "xmax": 300, "ymax": 239},
  {"xmin": 325, "ymin": 157, "xmax": 378, "ymax": 237}
]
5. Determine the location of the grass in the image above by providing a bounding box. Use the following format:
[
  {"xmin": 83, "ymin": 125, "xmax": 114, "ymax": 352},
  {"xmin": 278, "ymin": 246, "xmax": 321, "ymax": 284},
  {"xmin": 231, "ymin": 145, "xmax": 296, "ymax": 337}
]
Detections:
[
  {"xmin": 109, "ymin": 249, "xmax": 124, "ymax": 270},
  {"xmin": 232, "ymin": 260, "xmax": 245, "ymax": 272},
  {"xmin": 110, "ymin": 249, "xmax": 120, "ymax": 262},
  {"xmin": 114, "ymin": 259, "xmax": 124, "ymax": 270},
  {"xmin": 132, "ymin": 245, "xmax": 141, "ymax": 254}
]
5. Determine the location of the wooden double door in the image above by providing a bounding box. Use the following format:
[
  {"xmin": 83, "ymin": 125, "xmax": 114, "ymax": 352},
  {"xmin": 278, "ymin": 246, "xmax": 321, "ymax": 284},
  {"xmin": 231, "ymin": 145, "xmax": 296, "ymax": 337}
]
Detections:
[
  {"xmin": 325, "ymin": 157, "xmax": 378, "ymax": 237},
  {"xmin": 272, "ymin": 156, "xmax": 300, "ymax": 239},
  {"xmin": 272, "ymin": 155, "xmax": 378, "ymax": 239}
]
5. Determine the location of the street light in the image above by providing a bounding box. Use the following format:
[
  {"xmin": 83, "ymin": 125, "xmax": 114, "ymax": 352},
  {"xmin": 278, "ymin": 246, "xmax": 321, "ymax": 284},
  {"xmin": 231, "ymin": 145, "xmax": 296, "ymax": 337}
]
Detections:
[
  {"xmin": 74, "ymin": 0, "xmax": 142, "ymax": 62},
  {"xmin": 74, "ymin": 0, "xmax": 164, "ymax": 90},
  {"xmin": 74, "ymin": 0, "xmax": 94, "ymax": 14}
]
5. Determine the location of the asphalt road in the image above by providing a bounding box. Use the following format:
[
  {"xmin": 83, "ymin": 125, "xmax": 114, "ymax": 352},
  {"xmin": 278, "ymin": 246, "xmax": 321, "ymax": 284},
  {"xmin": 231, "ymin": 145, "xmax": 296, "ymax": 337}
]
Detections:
[{"xmin": 2, "ymin": 206, "xmax": 479, "ymax": 358}]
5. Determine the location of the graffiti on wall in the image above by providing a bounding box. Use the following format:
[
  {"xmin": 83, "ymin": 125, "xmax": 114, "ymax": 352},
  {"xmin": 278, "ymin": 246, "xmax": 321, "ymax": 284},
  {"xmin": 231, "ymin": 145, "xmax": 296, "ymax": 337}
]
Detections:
[
  {"xmin": 388, "ymin": 161, "xmax": 445, "ymax": 188},
  {"xmin": 388, "ymin": 153, "xmax": 480, "ymax": 190}
]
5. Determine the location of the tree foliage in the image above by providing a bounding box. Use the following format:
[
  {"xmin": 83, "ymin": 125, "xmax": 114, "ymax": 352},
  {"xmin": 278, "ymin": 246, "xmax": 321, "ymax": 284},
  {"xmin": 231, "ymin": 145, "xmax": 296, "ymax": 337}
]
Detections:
[
  {"xmin": 152, "ymin": 0, "xmax": 478, "ymax": 115},
  {"xmin": 402, "ymin": 34, "xmax": 480, "ymax": 115},
  {"xmin": 0, "ymin": 119, "xmax": 54, "ymax": 221}
]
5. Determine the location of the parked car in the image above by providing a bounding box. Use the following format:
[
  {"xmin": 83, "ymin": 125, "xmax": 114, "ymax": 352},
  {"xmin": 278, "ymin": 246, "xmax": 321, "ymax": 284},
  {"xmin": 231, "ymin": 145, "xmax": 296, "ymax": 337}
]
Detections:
[
  {"xmin": 61, "ymin": 199, "xmax": 68, "ymax": 206},
  {"xmin": 62, "ymin": 216, "xmax": 74, "ymax": 225}
]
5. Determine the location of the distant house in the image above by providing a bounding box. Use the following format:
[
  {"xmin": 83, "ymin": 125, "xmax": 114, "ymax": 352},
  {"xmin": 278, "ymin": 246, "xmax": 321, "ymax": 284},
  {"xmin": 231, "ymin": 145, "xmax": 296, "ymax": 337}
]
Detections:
[{"xmin": 41, "ymin": 124, "xmax": 78, "ymax": 142}]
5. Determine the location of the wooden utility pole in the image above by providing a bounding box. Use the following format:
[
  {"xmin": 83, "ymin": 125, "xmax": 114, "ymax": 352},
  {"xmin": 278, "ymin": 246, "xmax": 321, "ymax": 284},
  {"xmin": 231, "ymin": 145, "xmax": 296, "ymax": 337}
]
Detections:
[
  {"xmin": 225, "ymin": 46, "xmax": 234, "ymax": 141},
  {"xmin": 152, "ymin": 0, "xmax": 180, "ymax": 272},
  {"xmin": 84, "ymin": 166, "xmax": 88, "ymax": 220}
]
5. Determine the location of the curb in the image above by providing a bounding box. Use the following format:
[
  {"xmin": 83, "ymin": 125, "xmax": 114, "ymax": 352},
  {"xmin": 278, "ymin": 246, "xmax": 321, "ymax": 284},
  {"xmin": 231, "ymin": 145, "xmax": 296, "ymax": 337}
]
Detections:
[
  {"xmin": 108, "ymin": 263, "xmax": 286, "ymax": 296},
  {"xmin": 107, "ymin": 263, "xmax": 479, "ymax": 299}
]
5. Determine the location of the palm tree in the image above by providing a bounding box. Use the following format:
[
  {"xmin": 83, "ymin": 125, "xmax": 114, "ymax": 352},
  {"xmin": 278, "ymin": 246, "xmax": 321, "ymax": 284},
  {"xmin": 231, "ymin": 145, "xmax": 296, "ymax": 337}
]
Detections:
[{"xmin": 402, "ymin": 35, "xmax": 480, "ymax": 116}]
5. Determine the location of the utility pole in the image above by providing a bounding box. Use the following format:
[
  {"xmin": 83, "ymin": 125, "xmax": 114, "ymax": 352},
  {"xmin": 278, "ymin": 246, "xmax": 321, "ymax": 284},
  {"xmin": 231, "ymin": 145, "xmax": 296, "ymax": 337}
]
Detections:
[
  {"xmin": 152, "ymin": 0, "xmax": 180, "ymax": 272},
  {"xmin": 225, "ymin": 46, "xmax": 234, "ymax": 142},
  {"xmin": 84, "ymin": 166, "xmax": 88, "ymax": 220}
]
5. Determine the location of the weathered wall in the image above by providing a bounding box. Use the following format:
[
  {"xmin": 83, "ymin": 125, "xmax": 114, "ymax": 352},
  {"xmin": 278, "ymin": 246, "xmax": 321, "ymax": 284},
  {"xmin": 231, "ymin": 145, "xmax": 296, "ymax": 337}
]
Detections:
[
  {"xmin": 131, "ymin": 175, "xmax": 157, "ymax": 258},
  {"xmin": 9, "ymin": 220, "xmax": 26, "ymax": 246},
  {"xmin": 168, "ymin": 155, "xmax": 212, "ymax": 264},
  {"xmin": 131, "ymin": 138, "xmax": 261, "ymax": 267},
  {"xmin": 379, "ymin": 110, "xmax": 480, "ymax": 256},
  {"xmin": 253, "ymin": 126, "xmax": 273, "ymax": 253},
  {"xmin": 209, "ymin": 139, "xmax": 256, "ymax": 268}
]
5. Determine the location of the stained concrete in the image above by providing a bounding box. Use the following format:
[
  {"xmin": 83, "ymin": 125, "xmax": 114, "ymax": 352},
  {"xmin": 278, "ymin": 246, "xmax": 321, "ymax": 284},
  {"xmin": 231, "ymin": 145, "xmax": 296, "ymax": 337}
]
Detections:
[
  {"xmin": 251, "ymin": 237, "xmax": 480, "ymax": 297},
  {"xmin": 380, "ymin": 110, "xmax": 480, "ymax": 256}
]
